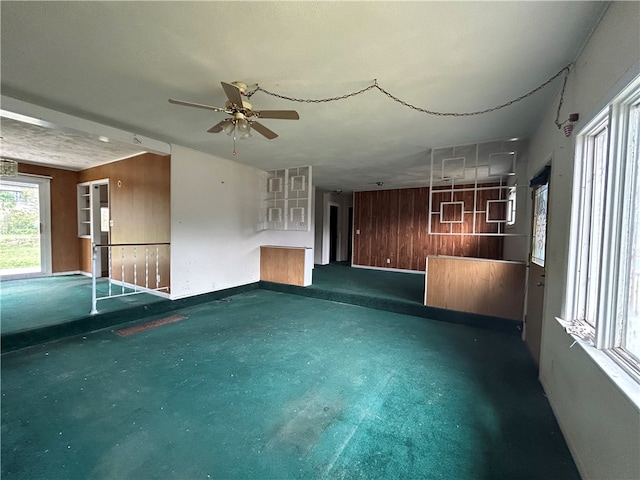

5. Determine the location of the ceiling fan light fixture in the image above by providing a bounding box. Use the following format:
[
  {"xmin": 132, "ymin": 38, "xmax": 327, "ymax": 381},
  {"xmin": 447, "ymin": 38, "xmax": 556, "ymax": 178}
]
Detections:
[
  {"xmin": 236, "ymin": 117, "xmax": 251, "ymax": 138},
  {"xmin": 0, "ymin": 158, "xmax": 19, "ymax": 177},
  {"xmin": 221, "ymin": 118, "xmax": 235, "ymax": 136}
]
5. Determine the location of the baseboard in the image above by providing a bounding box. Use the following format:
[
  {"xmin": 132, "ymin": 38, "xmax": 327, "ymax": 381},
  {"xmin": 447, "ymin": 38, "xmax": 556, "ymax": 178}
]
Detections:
[{"xmin": 350, "ymin": 264, "xmax": 425, "ymax": 275}]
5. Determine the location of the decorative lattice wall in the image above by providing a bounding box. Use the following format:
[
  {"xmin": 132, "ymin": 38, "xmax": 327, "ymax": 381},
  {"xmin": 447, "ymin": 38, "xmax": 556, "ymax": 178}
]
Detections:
[
  {"xmin": 429, "ymin": 141, "xmax": 518, "ymax": 236},
  {"xmin": 264, "ymin": 166, "xmax": 312, "ymax": 231}
]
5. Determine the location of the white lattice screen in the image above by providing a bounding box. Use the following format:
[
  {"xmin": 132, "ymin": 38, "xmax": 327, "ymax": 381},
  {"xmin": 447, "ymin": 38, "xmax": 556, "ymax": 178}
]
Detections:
[
  {"xmin": 264, "ymin": 166, "xmax": 312, "ymax": 231},
  {"xmin": 429, "ymin": 140, "xmax": 521, "ymax": 236}
]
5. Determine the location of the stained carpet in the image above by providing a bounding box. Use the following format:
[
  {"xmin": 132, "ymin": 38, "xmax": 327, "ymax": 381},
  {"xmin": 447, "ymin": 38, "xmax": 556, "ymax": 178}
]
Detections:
[{"xmin": 1, "ymin": 290, "xmax": 579, "ymax": 479}]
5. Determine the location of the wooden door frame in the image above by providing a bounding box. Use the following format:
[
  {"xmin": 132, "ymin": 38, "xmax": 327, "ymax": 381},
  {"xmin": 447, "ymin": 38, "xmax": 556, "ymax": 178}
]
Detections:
[{"xmin": 524, "ymin": 159, "xmax": 552, "ymax": 364}]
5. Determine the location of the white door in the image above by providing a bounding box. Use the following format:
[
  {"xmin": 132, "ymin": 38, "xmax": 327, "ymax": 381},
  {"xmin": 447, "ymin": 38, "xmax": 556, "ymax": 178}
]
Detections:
[{"xmin": 0, "ymin": 175, "xmax": 52, "ymax": 278}]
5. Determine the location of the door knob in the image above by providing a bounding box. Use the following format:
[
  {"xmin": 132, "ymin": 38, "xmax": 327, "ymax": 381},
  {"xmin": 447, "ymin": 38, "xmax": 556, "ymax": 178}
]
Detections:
[{"xmin": 537, "ymin": 281, "xmax": 545, "ymax": 287}]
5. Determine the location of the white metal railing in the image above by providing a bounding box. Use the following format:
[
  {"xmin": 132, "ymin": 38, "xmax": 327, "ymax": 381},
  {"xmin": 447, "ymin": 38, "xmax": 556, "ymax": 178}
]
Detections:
[{"xmin": 90, "ymin": 242, "xmax": 170, "ymax": 314}]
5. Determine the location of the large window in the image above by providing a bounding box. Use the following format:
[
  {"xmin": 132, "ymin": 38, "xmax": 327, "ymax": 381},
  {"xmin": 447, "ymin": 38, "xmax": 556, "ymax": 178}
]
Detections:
[{"xmin": 566, "ymin": 76, "xmax": 640, "ymax": 380}]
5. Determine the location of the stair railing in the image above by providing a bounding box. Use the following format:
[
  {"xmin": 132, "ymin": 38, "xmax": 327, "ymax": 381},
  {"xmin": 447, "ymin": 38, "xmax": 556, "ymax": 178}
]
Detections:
[{"xmin": 90, "ymin": 242, "xmax": 170, "ymax": 314}]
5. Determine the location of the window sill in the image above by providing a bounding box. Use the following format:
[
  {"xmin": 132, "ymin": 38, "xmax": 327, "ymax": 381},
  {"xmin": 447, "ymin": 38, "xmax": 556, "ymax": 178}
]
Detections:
[{"xmin": 555, "ymin": 317, "xmax": 640, "ymax": 412}]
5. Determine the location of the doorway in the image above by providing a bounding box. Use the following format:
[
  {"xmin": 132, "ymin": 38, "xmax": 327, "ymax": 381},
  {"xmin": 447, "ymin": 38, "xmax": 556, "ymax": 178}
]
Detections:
[
  {"xmin": 347, "ymin": 207, "xmax": 353, "ymax": 264},
  {"xmin": 329, "ymin": 205, "xmax": 338, "ymax": 262},
  {"xmin": 92, "ymin": 181, "xmax": 110, "ymax": 276},
  {"xmin": 525, "ymin": 166, "xmax": 550, "ymax": 365},
  {"xmin": 0, "ymin": 175, "xmax": 52, "ymax": 278}
]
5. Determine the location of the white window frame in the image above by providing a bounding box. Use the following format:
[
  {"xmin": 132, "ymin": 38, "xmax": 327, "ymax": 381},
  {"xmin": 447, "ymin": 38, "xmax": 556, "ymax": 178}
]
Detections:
[
  {"xmin": 506, "ymin": 185, "xmax": 517, "ymax": 227},
  {"xmin": 565, "ymin": 75, "xmax": 640, "ymax": 383}
]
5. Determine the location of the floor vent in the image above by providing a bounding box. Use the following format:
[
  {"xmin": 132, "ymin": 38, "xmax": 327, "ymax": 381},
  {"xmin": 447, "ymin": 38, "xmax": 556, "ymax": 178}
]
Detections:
[{"xmin": 116, "ymin": 315, "xmax": 187, "ymax": 337}]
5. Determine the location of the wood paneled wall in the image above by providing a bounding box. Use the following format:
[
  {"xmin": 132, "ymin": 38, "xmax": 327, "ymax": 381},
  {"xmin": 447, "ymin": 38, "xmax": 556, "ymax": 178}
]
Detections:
[
  {"xmin": 78, "ymin": 153, "xmax": 171, "ymax": 288},
  {"xmin": 353, "ymin": 187, "xmax": 503, "ymax": 271},
  {"xmin": 78, "ymin": 153, "xmax": 171, "ymax": 244},
  {"xmin": 425, "ymin": 256, "xmax": 526, "ymax": 320},
  {"xmin": 18, "ymin": 163, "xmax": 80, "ymax": 273}
]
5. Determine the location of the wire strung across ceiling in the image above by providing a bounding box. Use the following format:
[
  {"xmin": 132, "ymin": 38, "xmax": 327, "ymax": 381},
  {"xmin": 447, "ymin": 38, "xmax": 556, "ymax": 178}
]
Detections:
[{"xmin": 245, "ymin": 64, "xmax": 573, "ymax": 129}]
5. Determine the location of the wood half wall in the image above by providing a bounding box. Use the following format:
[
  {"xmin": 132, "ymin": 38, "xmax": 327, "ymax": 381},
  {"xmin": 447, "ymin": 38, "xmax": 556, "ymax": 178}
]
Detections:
[{"xmin": 353, "ymin": 187, "xmax": 504, "ymax": 271}]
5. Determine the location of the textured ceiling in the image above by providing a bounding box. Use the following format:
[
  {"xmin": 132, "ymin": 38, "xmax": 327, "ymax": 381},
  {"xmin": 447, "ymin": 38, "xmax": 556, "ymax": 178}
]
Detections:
[
  {"xmin": 0, "ymin": 117, "xmax": 146, "ymax": 171},
  {"xmin": 0, "ymin": 1, "xmax": 607, "ymax": 191}
]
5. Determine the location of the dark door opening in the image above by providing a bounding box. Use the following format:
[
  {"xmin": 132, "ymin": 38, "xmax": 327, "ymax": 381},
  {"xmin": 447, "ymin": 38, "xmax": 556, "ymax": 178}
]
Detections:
[{"xmin": 329, "ymin": 205, "xmax": 338, "ymax": 262}]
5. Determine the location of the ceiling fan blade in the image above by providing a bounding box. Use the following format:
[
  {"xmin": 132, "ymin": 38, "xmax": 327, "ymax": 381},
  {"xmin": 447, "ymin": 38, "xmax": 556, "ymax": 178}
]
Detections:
[
  {"xmin": 250, "ymin": 121, "xmax": 278, "ymax": 139},
  {"xmin": 207, "ymin": 120, "xmax": 228, "ymax": 133},
  {"xmin": 255, "ymin": 110, "xmax": 300, "ymax": 120},
  {"xmin": 221, "ymin": 81, "xmax": 244, "ymax": 106},
  {"xmin": 168, "ymin": 99, "xmax": 226, "ymax": 112}
]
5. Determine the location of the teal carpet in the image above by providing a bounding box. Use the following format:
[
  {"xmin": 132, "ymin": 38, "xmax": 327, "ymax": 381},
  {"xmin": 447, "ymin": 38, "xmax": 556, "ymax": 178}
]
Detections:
[
  {"xmin": 0, "ymin": 275, "xmax": 167, "ymax": 335},
  {"xmin": 1, "ymin": 290, "xmax": 580, "ymax": 479},
  {"xmin": 310, "ymin": 263, "xmax": 425, "ymax": 303}
]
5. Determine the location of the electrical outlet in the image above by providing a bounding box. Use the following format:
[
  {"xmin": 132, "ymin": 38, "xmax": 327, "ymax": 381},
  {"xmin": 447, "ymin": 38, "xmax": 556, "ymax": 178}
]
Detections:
[
  {"xmin": 386, "ymin": 258, "xmax": 391, "ymax": 264},
  {"xmin": 356, "ymin": 229, "xmax": 360, "ymax": 235}
]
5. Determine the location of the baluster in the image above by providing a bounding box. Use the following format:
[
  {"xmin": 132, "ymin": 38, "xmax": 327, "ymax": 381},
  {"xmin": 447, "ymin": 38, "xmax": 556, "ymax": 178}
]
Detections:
[
  {"xmin": 121, "ymin": 247, "xmax": 125, "ymax": 295},
  {"xmin": 133, "ymin": 247, "xmax": 137, "ymax": 292},
  {"xmin": 90, "ymin": 243, "xmax": 98, "ymax": 314},
  {"xmin": 108, "ymin": 245, "xmax": 112, "ymax": 297},
  {"xmin": 156, "ymin": 245, "xmax": 161, "ymax": 289},
  {"xmin": 145, "ymin": 247, "xmax": 149, "ymax": 289}
]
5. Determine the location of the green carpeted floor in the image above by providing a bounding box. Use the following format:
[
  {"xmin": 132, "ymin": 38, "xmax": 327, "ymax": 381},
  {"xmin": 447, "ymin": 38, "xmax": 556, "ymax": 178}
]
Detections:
[
  {"xmin": 309, "ymin": 263, "xmax": 425, "ymax": 303},
  {"xmin": 0, "ymin": 275, "xmax": 167, "ymax": 334},
  {"xmin": 1, "ymin": 289, "xmax": 580, "ymax": 479}
]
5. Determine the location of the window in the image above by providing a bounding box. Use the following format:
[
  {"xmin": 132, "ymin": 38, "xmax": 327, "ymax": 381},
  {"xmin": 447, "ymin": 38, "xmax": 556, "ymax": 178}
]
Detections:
[
  {"xmin": 566, "ymin": 75, "xmax": 640, "ymax": 380},
  {"xmin": 531, "ymin": 183, "xmax": 548, "ymax": 267}
]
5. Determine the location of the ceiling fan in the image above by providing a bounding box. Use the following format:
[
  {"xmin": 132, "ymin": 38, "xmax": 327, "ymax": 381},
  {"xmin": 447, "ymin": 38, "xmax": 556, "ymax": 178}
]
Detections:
[{"xmin": 169, "ymin": 81, "xmax": 299, "ymax": 141}]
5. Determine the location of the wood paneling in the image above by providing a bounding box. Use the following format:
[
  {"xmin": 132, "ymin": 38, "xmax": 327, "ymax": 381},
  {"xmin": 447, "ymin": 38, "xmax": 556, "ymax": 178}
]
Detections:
[
  {"xmin": 353, "ymin": 186, "xmax": 503, "ymax": 271},
  {"xmin": 80, "ymin": 237, "xmax": 92, "ymax": 273},
  {"xmin": 78, "ymin": 153, "xmax": 171, "ymax": 244},
  {"xmin": 260, "ymin": 246, "xmax": 308, "ymax": 286},
  {"xmin": 78, "ymin": 153, "xmax": 171, "ymax": 288},
  {"xmin": 425, "ymin": 256, "xmax": 526, "ymax": 320},
  {"xmin": 110, "ymin": 245, "xmax": 171, "ymax": 291},
  {"xmin": 18, "ymin": 163, "xmax": 80, "ymax": 273}
]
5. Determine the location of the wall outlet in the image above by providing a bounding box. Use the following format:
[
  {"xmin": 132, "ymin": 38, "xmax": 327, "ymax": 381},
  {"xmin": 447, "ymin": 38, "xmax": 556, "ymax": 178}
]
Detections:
[
  {"xmin": 356, "ymin": 229, "xmax": 360, "ymax": 235},
  {"xmin": 386, "ymin": 258, "xmax": 391, "ymax": 264}
]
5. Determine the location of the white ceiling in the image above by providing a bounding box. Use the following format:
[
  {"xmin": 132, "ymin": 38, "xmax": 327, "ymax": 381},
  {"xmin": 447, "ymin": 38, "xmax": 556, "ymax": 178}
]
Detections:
[{"xmin": 0, "ymin": 1, "xmax": 607, "ymax": 191}]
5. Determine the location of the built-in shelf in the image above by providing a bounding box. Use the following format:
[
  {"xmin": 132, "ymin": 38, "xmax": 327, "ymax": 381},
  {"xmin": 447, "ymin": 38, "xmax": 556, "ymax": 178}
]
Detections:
[{"xmin": 77, "ymin": 184, "xmax": 91, "ymax": 237}]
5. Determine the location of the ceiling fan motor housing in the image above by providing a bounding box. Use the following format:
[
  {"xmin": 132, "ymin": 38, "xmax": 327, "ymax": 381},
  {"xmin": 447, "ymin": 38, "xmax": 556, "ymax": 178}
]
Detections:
[
  {"xmin": 226, "ymin": 100, "xmax": 254, "ymax": 116},
  {"xmin": 231, "ymin": 81, "xmax": 248, "ymax": 94}
]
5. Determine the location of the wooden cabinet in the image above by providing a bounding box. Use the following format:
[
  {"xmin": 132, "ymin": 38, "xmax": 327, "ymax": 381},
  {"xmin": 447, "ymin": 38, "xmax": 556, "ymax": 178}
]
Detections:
[{"xmin": 260, "ymin": 246, "xmax": 313, "ymax": 286}]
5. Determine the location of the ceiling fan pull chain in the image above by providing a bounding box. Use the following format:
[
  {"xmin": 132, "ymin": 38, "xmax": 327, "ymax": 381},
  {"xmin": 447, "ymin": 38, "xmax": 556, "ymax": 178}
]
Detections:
[{"xmin": 232, "ymin": 133, "xmax": 237, "ymax": 156}]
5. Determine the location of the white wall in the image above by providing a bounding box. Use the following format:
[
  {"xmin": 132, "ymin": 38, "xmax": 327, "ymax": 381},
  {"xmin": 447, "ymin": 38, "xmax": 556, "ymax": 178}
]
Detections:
[
  {"xmin": 170, "ymin": 145, "xmax": 314, "ymax": 299},
  {"xmin": 527, "ymin": 3, "xmax": 640, "ymax": 479},
  {"xmin": 502, "ymin": 145, "xmax": 531, "ymax": 263},
  {"xmin": 314, "ymin": 188, "xmax": 326, "ymax": 264}
]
